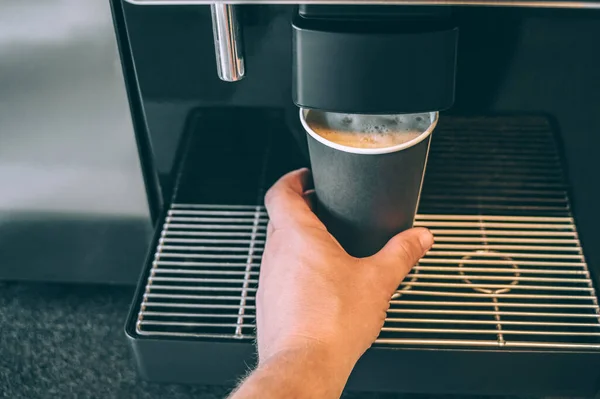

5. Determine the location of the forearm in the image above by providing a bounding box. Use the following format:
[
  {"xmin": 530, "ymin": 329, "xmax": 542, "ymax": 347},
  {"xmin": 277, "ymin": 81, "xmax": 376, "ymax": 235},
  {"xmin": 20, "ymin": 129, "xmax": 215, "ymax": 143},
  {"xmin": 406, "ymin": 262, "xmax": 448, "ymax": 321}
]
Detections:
[{"xmin": 229, "ymin": 344, "xmax": 355, "ymax": 399}]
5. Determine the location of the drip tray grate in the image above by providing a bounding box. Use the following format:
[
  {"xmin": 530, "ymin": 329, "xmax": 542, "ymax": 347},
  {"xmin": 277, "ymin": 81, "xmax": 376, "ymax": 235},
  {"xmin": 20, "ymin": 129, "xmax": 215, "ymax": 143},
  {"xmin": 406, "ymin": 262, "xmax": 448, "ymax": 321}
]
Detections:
[
  {"xmin": 134, "ymin": 114, "xmax": 600, "ymax": 350},
  {"xmin": 138, "ymin": 208, "xmax": 600, "ymax": 349},
  {"xmin": 385, "ymin": 214, "xmax": 599, "ymax": 349}
]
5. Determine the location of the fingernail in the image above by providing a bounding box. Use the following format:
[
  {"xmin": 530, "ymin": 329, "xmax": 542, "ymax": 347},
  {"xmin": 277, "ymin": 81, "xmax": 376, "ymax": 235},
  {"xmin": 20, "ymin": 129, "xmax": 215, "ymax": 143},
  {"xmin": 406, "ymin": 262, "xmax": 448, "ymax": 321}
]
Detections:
[{"xmin": 417, "ymin": 229, "xmax": 434, "ymax": 253}]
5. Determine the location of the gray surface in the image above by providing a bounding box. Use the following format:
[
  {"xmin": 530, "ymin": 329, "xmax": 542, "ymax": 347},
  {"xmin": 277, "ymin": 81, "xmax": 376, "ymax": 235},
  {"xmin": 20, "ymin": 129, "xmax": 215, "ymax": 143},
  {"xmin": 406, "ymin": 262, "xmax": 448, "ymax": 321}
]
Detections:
[
  {"xmin": 0, "ymin": 0, "xmax": 149, "ymax": 218},
  {"xmin": 0, "ymin": 0, "xmax": 152, "ymax": 283},
  {"xmin": 0, "ymin": 282, "xmax": 545, "ymax": 399},
  {"xmin": 0, "ymin": 282, "xmax": 231, "ymax": 398}
]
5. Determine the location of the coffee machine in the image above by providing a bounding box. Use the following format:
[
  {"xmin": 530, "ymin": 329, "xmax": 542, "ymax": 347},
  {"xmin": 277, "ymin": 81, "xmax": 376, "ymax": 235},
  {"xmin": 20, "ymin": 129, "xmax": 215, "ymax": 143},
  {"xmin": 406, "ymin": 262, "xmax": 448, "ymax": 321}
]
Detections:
[
  {"xmin": 114, "ymin": 0, "xmax": 600, "ymax": 395},
  {"xmin": 10, "ymin": 0, "xmax": 595, "ymax": 396},
  {"xmin": 113, "ymin": 1, "xmax": 600, "ymax": 395}
]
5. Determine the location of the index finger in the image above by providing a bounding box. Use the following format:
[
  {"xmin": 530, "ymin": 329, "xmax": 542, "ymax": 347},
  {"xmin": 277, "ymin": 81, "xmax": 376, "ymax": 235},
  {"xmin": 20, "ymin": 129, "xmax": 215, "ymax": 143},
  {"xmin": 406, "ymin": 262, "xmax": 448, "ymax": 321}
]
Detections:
[{"xmin": 264, "ymin": 168, "xmax": 324, "ymax": 231}]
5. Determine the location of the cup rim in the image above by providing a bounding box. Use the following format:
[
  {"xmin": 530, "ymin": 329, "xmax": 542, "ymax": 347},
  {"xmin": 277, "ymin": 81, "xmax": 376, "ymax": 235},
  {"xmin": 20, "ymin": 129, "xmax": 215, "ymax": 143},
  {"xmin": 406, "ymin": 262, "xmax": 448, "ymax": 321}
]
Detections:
[{"xmin": 300, "ymin": 109, "xmax": 438, "ymax": 155}]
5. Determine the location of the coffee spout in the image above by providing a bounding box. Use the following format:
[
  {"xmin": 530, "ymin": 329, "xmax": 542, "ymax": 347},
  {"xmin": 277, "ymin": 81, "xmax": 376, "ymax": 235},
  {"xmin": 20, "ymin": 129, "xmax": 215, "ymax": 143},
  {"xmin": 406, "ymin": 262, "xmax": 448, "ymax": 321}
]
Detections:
[{"xmin": 211, "ymin": 4, "xmax": 245, "ymax": 82}]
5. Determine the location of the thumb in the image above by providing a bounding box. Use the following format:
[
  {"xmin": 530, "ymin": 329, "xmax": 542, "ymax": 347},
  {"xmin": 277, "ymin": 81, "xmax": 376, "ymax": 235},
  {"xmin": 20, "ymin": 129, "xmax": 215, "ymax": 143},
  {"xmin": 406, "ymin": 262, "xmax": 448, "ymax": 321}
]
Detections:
[{"xmin": 367, "ymin": 228, "xmax": 434, "ymax": 295}]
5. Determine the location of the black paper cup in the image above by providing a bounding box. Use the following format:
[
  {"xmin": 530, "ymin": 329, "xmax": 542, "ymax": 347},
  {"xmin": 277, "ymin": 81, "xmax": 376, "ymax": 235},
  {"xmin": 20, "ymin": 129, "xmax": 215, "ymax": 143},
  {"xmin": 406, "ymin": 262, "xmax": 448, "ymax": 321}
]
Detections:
[{"xmin": 300, "ymin": 109, "xmax": 438, "ymax": 258}]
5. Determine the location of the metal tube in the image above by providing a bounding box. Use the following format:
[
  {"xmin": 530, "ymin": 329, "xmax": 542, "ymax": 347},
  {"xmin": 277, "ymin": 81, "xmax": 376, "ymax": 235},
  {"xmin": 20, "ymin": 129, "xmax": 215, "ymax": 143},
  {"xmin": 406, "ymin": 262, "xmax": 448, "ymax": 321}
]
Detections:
[{"xmin": 211, "ymin": 4, "xmax": 245, "ymax": 82}]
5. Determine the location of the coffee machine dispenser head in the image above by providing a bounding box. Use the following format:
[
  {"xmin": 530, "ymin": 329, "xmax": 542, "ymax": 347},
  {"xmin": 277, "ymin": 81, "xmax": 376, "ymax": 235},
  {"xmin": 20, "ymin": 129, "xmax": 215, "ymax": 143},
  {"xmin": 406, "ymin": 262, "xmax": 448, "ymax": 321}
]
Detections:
[
  {"xmin": 292, "ymin": 6, "xmax": 458, "ymax": 114},
  {"xmin": 209, "ymin": 5, "xmax": 458, "ymax": 114}
]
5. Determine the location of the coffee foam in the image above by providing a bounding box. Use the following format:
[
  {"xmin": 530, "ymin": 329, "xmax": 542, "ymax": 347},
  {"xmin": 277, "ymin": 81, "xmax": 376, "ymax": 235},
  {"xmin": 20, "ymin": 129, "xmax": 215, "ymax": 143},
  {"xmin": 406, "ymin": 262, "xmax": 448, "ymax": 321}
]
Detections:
[{"xmin": 305, "ymin": 111, "xmax": 431, "ymax": 149}]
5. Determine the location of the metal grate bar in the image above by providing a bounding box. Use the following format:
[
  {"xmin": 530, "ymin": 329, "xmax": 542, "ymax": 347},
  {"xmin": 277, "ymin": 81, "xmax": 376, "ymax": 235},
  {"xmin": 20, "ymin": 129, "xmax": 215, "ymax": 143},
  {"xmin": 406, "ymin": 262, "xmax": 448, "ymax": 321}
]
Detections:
[
  {"xmin": 236, "ymin": 205, "xmax": 263, "ymax": 336},
  {"xmin": 417, "ymin": 259, "xmax": 585, "ymax": 267},
  {"xmin": 404, "ymin": 274, "xmax": 590, "ymax": 283},
  {"xmin": 157, "ymin": 254, "xmax": 262, "ymax": 259},
  {"xmin": 393, "ymin": 290, "xmax": 597, "ymax": 299},
  {"xmin": 412, "ymin": 267, "xmax": 588, "ymax": 275},
  {"xmin": 165, "ymin": 224, "xmax": 267, "ymax": 231},
  {"xmin": 152, "ymin": 269, "xmax": 260, "ymax": 276},
  {"xmin": 142, "ymin": 312, "xmax": 253, "ymax": 318},
  {"xmin": 415, "ymin": 221, "xmax": 574, "ymax": 229},
  {"xmin": 425, "ymin": 252, "xmax": 582, "ymax": 259},
  {"xmin": 386, "ymin": 309, "xmax": 600, "ymax": 318},
  {"xmin": 380, "ymin": 328, "xmax": 600, "ymax": 336},
  {"xmin": 427, "ymin": 230, "xmax": 577, "ymax": 236},
  {"xmin": 163, "ymin": 231, "xmax": 267, "ymax": 238},
  {"xmin": 143, "ymin": 302, "xmax": 255, "ymax": 309},
  {"xmin": 172, "ymin": 204, "xmax": 263, "ymax": 210},
  {"xmin": 160, "ymin": 238, "xmax": 267, "ymax": 245},
  {"xmin": 169, "ymin": 209, "xmax": 268, "ymax": 216},
  {"xmin": 149, "ymin": 285, "xmax": 257, "ymax": 292},
  {"xmin": 375, "ymin": 339, "xmax": 600, "ymax": 350},
  {"xmin": 148, "ymin": 277, "xmax": 259, "ymax": 284},
  {"xmin": 430, "ymin": 244, "xmax": 580, "ymax": 251},
  {"xmin": 166, "ymin": 216, "xmax": 268, "ymax": 223},
  {"xmin": 389, "ymin": 300, "xmax": 598, "ymax": 309},
  {"xmin": 157, "ymin": 245, "xmax": 263, "ymax": 252},
  {"xmin": 146, "ymin": 277, "xmax": 592, "ymax": 290},
  {"xmin": 154, "ymin": 261, "xmax": 261, "ymax": 267},
  {"xmin": 144, "ymin": 293, "xmax": 245, "ymax": 301}
]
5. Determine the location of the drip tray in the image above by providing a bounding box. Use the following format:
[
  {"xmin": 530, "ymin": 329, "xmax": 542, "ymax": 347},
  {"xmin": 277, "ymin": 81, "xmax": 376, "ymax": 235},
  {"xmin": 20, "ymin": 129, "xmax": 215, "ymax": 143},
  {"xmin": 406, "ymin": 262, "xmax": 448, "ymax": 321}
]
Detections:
[{"xmin": 127, "ymin": 109, "xmax": 600, "ymax": 396}]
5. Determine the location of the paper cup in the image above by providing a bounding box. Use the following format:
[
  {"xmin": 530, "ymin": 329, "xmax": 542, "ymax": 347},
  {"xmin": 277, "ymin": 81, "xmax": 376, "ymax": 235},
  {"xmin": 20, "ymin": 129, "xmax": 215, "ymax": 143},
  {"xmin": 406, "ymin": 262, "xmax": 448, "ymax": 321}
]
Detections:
[{"xmin": 300, "ymin": 108, "xmax": 438, "ymax": 257}]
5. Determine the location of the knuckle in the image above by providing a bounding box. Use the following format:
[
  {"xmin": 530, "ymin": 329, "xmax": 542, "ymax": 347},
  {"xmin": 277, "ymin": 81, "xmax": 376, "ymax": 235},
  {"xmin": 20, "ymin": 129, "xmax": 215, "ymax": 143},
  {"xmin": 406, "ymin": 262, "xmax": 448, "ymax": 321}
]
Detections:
[
  {"xmin": 392, "ymin": 238, "xmax": 422, "ymax": 269},
  {"xmin": 395, "ymin": 240, "xmax": 413, "ymax": 263}
]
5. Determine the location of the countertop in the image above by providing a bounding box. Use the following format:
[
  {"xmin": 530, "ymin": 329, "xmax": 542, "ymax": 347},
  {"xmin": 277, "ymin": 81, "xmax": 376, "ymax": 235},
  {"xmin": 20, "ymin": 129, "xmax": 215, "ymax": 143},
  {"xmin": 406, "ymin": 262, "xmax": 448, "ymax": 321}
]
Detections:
[{"xmin": 0, "ymin": 281, "xmax": 544, "ymax": 399}]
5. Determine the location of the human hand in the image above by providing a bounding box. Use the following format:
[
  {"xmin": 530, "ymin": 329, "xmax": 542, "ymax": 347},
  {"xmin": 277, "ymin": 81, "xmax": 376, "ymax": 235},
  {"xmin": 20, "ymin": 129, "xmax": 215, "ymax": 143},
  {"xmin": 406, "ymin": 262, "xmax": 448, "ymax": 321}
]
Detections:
[{"xmin": 257, "ymin": 168, "xmax": 434, "ymax": 374}]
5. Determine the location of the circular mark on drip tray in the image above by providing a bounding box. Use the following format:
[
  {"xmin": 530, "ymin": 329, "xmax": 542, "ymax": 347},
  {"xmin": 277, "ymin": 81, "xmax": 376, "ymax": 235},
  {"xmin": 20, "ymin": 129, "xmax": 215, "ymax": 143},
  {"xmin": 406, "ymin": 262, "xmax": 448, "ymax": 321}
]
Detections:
[{"xmin": 458, "ymin": 250, "xmax": 521, "ymax": 295}]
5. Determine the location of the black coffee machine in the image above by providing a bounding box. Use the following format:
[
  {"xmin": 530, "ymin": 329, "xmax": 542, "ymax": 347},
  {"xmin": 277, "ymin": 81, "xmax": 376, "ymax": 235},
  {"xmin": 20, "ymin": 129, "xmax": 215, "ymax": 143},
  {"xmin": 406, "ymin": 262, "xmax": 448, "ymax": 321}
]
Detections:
[
  {"xmin": 7, "ymin": 0, "xmax": 597, "ymax": 396},
  {"xmin": 114, "ymin": 1, "xmax": 600, "ymax": 395}
]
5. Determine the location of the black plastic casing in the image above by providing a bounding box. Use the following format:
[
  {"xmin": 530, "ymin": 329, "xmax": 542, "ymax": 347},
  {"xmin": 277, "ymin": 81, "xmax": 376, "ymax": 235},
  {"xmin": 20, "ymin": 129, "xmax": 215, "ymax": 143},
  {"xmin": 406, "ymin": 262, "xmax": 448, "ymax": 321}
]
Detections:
[
  {"xmin": 120, "ymin": 4, "xmax": 600, "ymax": 396},
  {"xmin": 292, "ymin": 8, "xmax": 459, "ymax": 114}
]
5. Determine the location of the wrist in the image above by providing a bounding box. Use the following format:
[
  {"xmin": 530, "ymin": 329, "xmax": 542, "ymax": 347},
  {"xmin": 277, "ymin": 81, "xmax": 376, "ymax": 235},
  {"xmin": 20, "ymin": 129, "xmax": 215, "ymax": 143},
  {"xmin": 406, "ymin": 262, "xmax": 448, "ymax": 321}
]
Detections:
[
  {"xmin": 261, "ymin": 336, "xmax": 358, "ymax": 374},
  {"xmin": 255, "ymin": 341, "xmax": 355, "ymax": 398}
]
